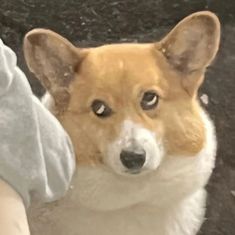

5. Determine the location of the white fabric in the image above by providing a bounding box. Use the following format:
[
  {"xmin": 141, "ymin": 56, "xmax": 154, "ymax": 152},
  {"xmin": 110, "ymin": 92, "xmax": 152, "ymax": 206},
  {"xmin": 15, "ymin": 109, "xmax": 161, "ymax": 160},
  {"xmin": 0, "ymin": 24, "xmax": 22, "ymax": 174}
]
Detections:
[{"xmin": 0, "ymin": 39, "xmax": 75, "ymax": 207}]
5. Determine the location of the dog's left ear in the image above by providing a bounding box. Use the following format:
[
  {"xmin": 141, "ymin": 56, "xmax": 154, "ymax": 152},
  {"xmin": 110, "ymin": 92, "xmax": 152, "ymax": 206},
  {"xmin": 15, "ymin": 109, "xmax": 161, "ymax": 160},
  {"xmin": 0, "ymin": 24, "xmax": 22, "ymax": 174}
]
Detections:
[
  {"xmin": 156, "ymin": 11, "xmax": 220, "ymax": 74},
  {"xmin": 24, "ymin": 29, "xmax": 86, "ymax": 111}
]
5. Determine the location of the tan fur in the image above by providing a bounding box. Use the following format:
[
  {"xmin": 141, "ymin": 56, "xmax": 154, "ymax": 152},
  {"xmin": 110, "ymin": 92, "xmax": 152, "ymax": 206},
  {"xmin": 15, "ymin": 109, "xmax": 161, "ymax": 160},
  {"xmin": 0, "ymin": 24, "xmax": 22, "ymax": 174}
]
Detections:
[{"xmin": 23, "ymin": 11, "xmax": 220, "ymax": 165}]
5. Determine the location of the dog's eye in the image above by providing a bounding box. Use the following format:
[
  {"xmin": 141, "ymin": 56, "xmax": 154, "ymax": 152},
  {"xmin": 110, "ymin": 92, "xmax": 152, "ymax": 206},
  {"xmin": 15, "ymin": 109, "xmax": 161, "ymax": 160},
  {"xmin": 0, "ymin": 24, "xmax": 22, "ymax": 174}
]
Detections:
[
  {"xmin": 91, "ymin": 100, "xmax": 112, "ymax": 118},
  {"xmin": 141, "ymin": 91, "xmax": 159, "ymax": 110}
]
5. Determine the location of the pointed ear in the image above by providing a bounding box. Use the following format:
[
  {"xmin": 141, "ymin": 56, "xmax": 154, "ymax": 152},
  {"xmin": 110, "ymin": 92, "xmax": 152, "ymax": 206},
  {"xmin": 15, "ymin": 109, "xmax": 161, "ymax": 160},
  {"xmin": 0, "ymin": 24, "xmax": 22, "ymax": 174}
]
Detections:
[
  {"xmin": 156, "ymin": 11, "xmax": 220, "ymax": 74},
  {"xmin": 23, "ymin": 29, "xmax": 86, "ymax": 111}
]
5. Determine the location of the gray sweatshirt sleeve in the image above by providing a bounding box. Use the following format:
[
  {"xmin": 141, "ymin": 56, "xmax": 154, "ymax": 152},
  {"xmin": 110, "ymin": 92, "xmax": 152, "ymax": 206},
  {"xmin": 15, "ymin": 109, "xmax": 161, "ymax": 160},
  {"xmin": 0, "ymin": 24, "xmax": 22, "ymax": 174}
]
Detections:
[{"xmin": 0, "ymin": 39, "xmax": 75, "ymax": 207}]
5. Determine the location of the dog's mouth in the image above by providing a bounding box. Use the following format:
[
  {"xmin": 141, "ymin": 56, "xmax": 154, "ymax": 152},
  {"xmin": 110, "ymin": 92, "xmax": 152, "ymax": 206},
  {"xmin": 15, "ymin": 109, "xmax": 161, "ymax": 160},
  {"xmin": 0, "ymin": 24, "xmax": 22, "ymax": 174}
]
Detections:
[
  {"xmin": 124, "ymin": 168, "xmax": 148, "ymax": 175},
  {"xmin": 127, "ymin": 169, "xmax": 142, "ymax": 175}
]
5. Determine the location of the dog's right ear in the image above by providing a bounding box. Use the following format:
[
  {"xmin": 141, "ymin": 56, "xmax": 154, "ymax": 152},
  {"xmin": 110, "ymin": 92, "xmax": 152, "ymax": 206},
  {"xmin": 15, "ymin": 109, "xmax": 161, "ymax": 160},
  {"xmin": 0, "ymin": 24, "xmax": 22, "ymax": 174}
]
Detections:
[{"xmin": 24, "ymin": 29, "xmax": 86, "ymax": 111}]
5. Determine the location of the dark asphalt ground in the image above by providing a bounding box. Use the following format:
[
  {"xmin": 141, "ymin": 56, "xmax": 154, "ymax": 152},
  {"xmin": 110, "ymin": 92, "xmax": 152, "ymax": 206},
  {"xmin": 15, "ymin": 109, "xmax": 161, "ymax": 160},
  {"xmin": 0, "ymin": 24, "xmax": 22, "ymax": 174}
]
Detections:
[{"xmin": 0, "ymin": 0, "xmax": 234, "ymax": 234}]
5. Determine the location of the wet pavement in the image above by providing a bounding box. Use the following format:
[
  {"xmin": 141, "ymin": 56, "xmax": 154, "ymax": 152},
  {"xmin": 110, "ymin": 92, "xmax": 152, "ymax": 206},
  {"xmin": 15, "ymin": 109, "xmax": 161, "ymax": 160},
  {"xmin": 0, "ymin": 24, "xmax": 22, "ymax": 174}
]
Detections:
[{"xmin": 0, "ymin": 0, "xmax": 234, "ymax": 234}]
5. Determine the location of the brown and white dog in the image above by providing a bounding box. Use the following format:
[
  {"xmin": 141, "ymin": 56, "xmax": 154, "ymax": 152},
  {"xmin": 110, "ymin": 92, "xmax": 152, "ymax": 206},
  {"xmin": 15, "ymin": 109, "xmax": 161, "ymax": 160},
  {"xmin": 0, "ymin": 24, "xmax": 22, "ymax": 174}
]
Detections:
[{"xmin": 24, "ymin": 11, "xmax": 220, "ymax": 235}]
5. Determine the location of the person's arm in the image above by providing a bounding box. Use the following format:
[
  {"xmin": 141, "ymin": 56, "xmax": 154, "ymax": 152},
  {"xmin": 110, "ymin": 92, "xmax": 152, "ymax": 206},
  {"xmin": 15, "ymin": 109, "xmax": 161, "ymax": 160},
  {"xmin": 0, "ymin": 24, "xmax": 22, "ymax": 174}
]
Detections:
[{"xmin": 0, "ymin": 179, "xmax": 30, "ymax": 235}]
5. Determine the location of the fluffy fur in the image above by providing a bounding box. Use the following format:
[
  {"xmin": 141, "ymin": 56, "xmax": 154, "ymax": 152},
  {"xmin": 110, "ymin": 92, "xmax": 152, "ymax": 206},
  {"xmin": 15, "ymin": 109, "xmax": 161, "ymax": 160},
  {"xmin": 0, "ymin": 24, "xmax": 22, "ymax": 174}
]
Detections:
[
  {"xmin": 28, "ymin": 110, "xmax": 216, "ymax": 235},
  {"xmin": 24, "ymin": 11, "xmax": 220, "ymax": 235}
]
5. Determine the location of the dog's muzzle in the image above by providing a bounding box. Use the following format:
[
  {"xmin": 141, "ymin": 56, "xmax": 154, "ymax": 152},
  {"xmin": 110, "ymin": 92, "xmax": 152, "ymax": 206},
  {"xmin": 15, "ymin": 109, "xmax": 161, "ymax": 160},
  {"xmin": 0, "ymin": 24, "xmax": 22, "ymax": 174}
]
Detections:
[{"xmin": 105, "ymin": 120, "xmax": 163, "ymax": 176}]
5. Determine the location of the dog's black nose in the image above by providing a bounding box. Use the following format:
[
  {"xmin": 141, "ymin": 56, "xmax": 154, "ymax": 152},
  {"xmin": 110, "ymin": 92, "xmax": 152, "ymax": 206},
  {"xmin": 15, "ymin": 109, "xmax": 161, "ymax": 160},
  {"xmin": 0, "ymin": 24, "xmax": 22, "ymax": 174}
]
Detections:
[{"xmin": 120, "ymin": 149, "xmax": 146, "ymax": 170}]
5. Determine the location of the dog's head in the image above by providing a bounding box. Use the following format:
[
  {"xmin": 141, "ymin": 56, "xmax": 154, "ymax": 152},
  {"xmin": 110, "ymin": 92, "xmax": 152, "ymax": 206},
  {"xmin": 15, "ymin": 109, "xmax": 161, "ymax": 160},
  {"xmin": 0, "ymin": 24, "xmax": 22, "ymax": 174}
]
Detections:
[{"xmin": 24, "ymin": 12, "xmax": 220, "ymax": 177}]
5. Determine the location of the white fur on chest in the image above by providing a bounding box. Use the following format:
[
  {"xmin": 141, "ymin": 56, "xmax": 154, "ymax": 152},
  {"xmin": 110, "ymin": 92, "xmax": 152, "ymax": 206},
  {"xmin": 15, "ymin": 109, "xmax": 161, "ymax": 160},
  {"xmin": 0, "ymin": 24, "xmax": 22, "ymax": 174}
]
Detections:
[
  {"xmin": 29, "ymin": 188, "xmax": 206, "ymax": 235},
  {"xmin": 29, "ymin": 105, "xmax": 217, "ymax": 235}
]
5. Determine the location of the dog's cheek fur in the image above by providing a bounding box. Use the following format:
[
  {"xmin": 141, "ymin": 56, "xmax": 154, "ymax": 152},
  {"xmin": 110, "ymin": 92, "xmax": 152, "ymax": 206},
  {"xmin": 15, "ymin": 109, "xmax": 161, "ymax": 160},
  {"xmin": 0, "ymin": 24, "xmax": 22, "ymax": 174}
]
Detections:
[
  {"xmin": 58, "ymin": 114, "xmax": 102, "ymax": 165},
  {"xmin": 58, "ymin": 94, "xmax": 124, "ymax": 166},
  {"xmin": 160, "ymin": 99, "xmax": 205, "ymax": 156},
  {"xmin": 58, "ymin": 114, "xmax": 119, "ymax": 166}
]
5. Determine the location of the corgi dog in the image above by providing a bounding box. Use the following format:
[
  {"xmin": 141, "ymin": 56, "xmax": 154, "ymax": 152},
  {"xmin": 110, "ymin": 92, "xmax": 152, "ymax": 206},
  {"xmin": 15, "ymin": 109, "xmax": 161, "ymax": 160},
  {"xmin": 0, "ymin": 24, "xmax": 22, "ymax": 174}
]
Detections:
[{"xmin": 24, "ymin": 11, "xmax": 220, "ymax": 235}]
